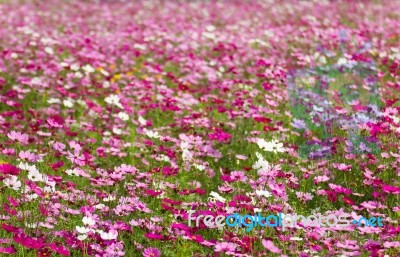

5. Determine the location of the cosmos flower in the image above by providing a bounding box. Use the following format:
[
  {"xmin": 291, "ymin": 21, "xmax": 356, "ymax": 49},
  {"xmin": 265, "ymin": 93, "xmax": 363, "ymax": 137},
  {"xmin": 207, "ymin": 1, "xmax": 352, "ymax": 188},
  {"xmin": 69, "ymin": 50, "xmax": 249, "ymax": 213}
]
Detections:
[
  {"xmin": 82, "ymin": 216, "xmax": 96, "ymax": 227},
  {"xmin": 142, "ymin": 247, "xmax": 161, "ymax": 257},
  {"xmin": 118, "ymin": 112, "xmax": 129, "ymax": 121},
  {"xmin": 295, "ymin": 192, "xmax": 314, "ymax": 202},
  {"xmin": 0, "ymin": 2, "xmax": 397, "ymax": 256},
  {"xmin": 144, "ymin": 129, "xmax": 160, "ymax": 139},
  {"xmin": 262, "ymin": 239, "xmax": 282, "ymax": 254},
  {"xmin": 255, "ymin": 189, "xmax": 272, "ymax": 198},
  {"xmin": 3, "ymin": 176, "xmax": 21, "ymax": 191},
  {"xmin": 7, "ymin": 131, "xmax": 29, "ymax": 145},
  {"xmin": 209, "ymin": 191, "xmax": 226, "ymax": 203},
  {"xmin": 105, "ymin": 94, "xmax": 123, "ymax": 109},
  {"xmin": 252, "ymin": 152, "xmax": 271, "ymax": 175},
  {"xmin": 0, "ymin": 246, "xmax": 16, "ymax": 254},
  {"xmin": 257, "ymin": 139, "xmax": 285, "ymax": 153},
  {"xmin": 76, "ymin": 226, "xmax": 91, "ymax": 234},
  {"xmin": 214, "ymin": 242, "xmax": 236, "ymax": 253},
  {"xmin": 0, "ymin": 164, "xmax": 20, "ymax": 175},
  {"xmin": 99, "ymin": 229, "xmax": 118, "ymax": 240}
]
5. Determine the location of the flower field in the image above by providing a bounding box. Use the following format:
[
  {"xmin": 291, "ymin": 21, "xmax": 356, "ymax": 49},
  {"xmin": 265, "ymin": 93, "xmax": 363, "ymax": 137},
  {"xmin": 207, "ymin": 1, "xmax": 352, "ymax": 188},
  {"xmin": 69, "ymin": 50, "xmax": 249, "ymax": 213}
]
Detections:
[{"xmin": 0, "ymin": 1, "xmax": 399, "ymax": 256}]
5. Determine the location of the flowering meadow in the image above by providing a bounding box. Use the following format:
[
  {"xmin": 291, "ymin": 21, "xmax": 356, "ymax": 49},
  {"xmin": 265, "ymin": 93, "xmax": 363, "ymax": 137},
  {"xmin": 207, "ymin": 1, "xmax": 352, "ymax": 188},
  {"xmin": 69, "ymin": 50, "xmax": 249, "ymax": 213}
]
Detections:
[{"xmin": 0, "ymin": 0, "xmax": 400, "ymax": 256}]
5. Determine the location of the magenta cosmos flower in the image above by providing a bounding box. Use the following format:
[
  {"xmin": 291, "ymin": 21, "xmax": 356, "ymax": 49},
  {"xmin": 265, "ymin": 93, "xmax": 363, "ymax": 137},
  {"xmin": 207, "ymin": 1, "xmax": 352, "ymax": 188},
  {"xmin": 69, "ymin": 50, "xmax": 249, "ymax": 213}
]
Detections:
[
  {"xmin": 142, "ymin": 247, "xmax": 161, "ymax": 257},
  {"xmin": 0, "ymin": 164, "xmax": 20, "ymax": 175}
]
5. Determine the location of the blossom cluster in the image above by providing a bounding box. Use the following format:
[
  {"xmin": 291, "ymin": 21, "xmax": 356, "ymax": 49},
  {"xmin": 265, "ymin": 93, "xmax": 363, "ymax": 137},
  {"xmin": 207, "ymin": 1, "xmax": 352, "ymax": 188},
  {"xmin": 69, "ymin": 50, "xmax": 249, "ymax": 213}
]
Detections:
[{"xmin": 0, "ymin": 1, "xmax": 399, "ymax": 257}]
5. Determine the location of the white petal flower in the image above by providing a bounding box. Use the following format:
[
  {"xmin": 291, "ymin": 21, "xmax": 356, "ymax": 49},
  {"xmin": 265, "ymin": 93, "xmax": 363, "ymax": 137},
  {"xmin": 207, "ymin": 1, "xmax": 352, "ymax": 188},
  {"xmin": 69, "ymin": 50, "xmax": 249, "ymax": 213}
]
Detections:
[
  {"xmin": 63, "ymin": 99, "xmax": 74, "ymax": 108},
  {"xmin": 76, "ymin": 226, "xmax": 91, "ymax": 234},
  {"xmin": 118, "ymin": 112, "xmax": 129, "ymax": 121},
  {"xmin": 105, "ymin": 94, "xmax": 123, "ymax": 109},
  {"xmin": 28, "ymin": 170, "xmax": 43, "ymax": 182},
  {"xmin": 99, "ymin": 229, "xmax": 118, "ymax": 240},
  {"xmin": 70, "ymin": 63, "xmax": 80, "ymax": 71},
  {"xmin": 113, "ymin": 127, "xmax": 122, "ymax": 135},
  {"xmin": 3, "ymin": 176, "xmax": 21, "ymax": 191},
  {"xmin": 82, "ymin": 64, "xmax": 95, "ymax": 73},
  {"xmin": 144, "ymin": 129, "xmax": 160, "ymax": 139},
  {"xmin": 256, "ymin": 190, "xmax": 272, "ymax": 198},
  {"xmin": 138, "ymin": 116, "xmax": 147, "ymax": 125},
  {"xmin": 209, "ymin": 191, "xmax": 226, "ymax": 203},
  {"xmin": 77, "ymin": 234, "xmax": 88, "ymax": 241},
  {"xmin": 44, "ymin": 47, "xmax": 54, "ymax": 55},
  {"xmin": 257, "ymin": 139, "xmax": 285, "ymax": 153},
  {"xmin": 47, "ymin": 98, "xmax": 61, "ymax": 104}
]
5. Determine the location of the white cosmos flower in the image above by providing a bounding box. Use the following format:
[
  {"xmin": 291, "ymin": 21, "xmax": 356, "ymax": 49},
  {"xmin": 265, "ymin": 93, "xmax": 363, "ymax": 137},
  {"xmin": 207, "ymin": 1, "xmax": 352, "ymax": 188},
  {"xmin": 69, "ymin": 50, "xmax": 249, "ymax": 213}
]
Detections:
[
  {"xmin": 82, "ymin": 64, "xmax": 95, "ymax": 73},
  {"xmin": 18, "ymin": 162, "xmax": 39, "ymax": 173},
  {"xmin": 209, "ymin": 191, "xmax": 226, "ymax": 203},
  {"xmin": 98, "ymin": 229, "xmax": 118, "ymax": 240},
  {"xmin": 104, "ymin": 94, "xmax": 123, "ymax": 109},
  {"xmin": 103, "ymin": 195, "xmax": 116, "ymax": 202},
  {"xmin": 25, "ymin": 222, "xmax": 38, "ymax": 228},
  {"xmin": 144, "ymin": 128, "xmax": 160, "ymax": 139},
  {"xmin": 193, "ymin": 163, "xmax": 205, "ymax": 171},
  {"xmin": 290, "ymin": 237, "xmax": 303, "ymax": 241},
  {"xmin": 44, "ymin": 47, "xmax": 54, "ymax": 55},
  {"xmin": 76, "ymin": 226, "xmax": 91, "ymax": 234},
  {"xmin": 95, "ymin": 203, "xmax": 106, "ymax": 209},
  {"xmin": 113, "ymin": 127, "xmax": 122, "ymax": 135},
  {"xmin": 25, "ymin": 193, "xmax": 39, "ymax": 201},
  {"xmin": 256, "ymin": 189, "xmax": 272, "ymax": 198},
  {"xmin": 47, "ymin": 98, "xmax": 61, "ymax": 104},
  {"xmin": 257, "ymin": 139, "xmax": 285, "ymax": 153},
  {"xmin": 70, "ymin": 63, "xmax": 80, "ymax": 71},
  {"xmin": 77, "ymin": 234, "xmax": 88, "ymax": 241},
  {"xmin": 138, "ymin": 116, "xmax": 147, "ymax": 125},
  {"xmin": 63, "ymin": 99, "xmax": 74, "ymax": 108},
  {"xmin": 252, "ymin": 152, "xmax": 271, "ymax": 175},
  {"xmin": 82, "ymin": 216, "xmax": 96, "ymax": 227},
  {"xmin": 3, "ymin": 176, "xmax": 21, "ymax": 191},
  {"xmin": 74, "ymin": 71, "xmax": 83, "ymax": 79},
  {"xmin": 28, "ymin": 170, "xmax": 43, "ymax": 182},
  {"xmin": 182, "ymin": 148, "xmax": 193, "ymax": 161},
  {"xmin": 65, "ymin": 168, "xmax": 80, "ymax": 176},
  {"xmin": 118, "ymin": 112, "xmax": 129, "ymax": 121}
]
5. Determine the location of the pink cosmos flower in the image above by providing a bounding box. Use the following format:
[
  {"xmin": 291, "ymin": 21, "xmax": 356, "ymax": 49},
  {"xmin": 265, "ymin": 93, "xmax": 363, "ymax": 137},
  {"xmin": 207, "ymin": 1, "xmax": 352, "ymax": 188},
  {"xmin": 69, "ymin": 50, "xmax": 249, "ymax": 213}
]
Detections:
[
  {"xmin": 0, "ymin": 246, "xmax": 16, "ymax": 254},
  {"xmin": 332, "ymin": 163, "xmax": 352, "ymax": 171},
  {"xmin": 7, "ymin": 131, "xmax": 29, "ymax": 145},
  {"xmin": 19, "ymin": 151, "xmax": 43, "ymax": 162},
  {"xmin": 142, "ymin": 247, "xmax": 161, "ymax": 257},
  {"xmin": 208, "ymin": 130, "xmax": 231, "ymax": 143},
  {"xmin": 262, "ymin": 239, "xmax": 282, "ymax": 254},
  {"xmin": 48, "ymin": 243, "xmax": 70, "ymax": 256},
  {"xmin": 66, "ymin": 150, "xmax": 85, "ymax": 166},
  {"xmin": 52, "ymin": 142, "xmax": 66, "ymax": 151},
  {"xmin": 0, "ymin": 164, "xmax": 20, "ymax": 175},
  {"xmin": 295, "ymin": 192, "xmax": 313, "ymax": 202},
  {"xmin": 214, "ymin": 242, "xmax": 236, "ymax": 253},
  {"xmin": 47, "ymin": 115, "xmax": 64, "ymax": 128},
  {"xmin": 13, "ymin": 233, "xmax": 45, "ymax": 249},
  {"xmin": 381, "ymin": 184, "xmax": 400, "ymax": 194},
  {"xmin": 105, "ymin": 242, "xmax": 125, "ymax": 256}
]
